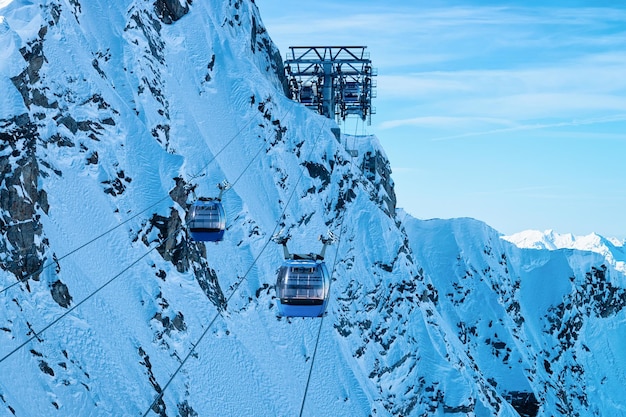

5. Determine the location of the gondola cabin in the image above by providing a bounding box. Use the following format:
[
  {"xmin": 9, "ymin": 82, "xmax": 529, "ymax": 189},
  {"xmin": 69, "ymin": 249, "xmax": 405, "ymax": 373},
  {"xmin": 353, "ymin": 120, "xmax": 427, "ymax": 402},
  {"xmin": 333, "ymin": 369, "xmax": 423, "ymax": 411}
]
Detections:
[
  {"xmin": 344, "ymin": 81, "xmax": 360, "ymax": 102},
  {"xmin": 276, "ymin": 259, "xmax": 330, "ymax": 317},
  {"xmin": 188, "ymin": 200, "xmax": 226, "ymax": 242},
  {"xmin": 300, "ymin": 84, "xmax": 314, "ymax": 104}
]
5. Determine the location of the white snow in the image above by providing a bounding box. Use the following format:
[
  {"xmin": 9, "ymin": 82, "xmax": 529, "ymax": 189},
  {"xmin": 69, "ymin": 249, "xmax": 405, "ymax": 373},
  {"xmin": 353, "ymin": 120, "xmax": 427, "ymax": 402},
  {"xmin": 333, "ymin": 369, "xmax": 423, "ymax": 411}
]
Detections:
[
  {"xmin": 0, "ymin": 15, "xmax": 27, "ymax": 118},
  {"xmin": 504, "ymin": 229, "xmax": 626, "ymax": 273},
  {"xmin": 1, "ymin": 1, "xmax": 626, "ymax": 416}
]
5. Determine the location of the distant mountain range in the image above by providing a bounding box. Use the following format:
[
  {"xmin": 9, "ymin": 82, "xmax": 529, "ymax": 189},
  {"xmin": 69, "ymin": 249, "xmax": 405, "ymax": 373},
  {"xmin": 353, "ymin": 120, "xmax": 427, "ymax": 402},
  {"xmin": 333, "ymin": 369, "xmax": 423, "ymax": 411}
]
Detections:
[{"xmin": 504, "ymin": 229, "xmax": 626, "ymax": 273}]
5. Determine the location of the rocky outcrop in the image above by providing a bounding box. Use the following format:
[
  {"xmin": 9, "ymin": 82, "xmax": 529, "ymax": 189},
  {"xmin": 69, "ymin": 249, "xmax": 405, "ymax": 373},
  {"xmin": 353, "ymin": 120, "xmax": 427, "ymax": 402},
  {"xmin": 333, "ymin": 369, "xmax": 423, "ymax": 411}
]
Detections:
[
  {"xmin": 154, "ymin": 0, "xmax": 191, "ymax": 24},
  {"xmin": 250, "ymin": 14, "xmax": 289, "ymax": 95},
  {"xmin": 360, "ymin": 149, "xmax": 397, "ymax": 215},
  {"xmin": 0, "ymin": 114, "xmax": 47, "ymax": 284},
  {"xmin": 50, "ymin": 280, "xmax": 72, "ymax": 308},
  {"xmin": 134, "ymin": 178, "xmax": 227, "ymax": 311}
]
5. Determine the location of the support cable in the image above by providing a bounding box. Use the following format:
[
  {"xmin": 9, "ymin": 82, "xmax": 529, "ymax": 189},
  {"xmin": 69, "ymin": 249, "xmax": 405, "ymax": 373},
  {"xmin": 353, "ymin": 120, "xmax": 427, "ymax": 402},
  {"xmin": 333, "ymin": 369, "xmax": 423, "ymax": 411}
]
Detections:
[
  {"xmin": 298, "ymin": 314, "xmax": 325, "ymax": 417},
  {"xmin": 222, "ymin": 102, "xmax": 295, "ymax": 198},
  {"xmin": 0, "ymin": 227, "xmax": 181, "ymax": 365},
  {"xmin": 0, "ymin": 195, "xmax": 169, "ymax": 296},
  {"xmin": 0, "ymin": 102, "xmax": 291, "ymax": 367},
  {"xmin": 142, "ymin": 118, "xmax": 328, "ymax": 417},
  {"xmin": 298, "ymin": 198, "xmax": 348, "ymax": 417},
  {"xmin": 298, "ymin": 118, "xmax": 365, "ymax": 416},
  {"xmin": 0, "ymin": 101, "xmax": 274, "ymax": 296},
  {"xmin": 187, "ymin": 109, "xmax": 263, "ymax": 182}
]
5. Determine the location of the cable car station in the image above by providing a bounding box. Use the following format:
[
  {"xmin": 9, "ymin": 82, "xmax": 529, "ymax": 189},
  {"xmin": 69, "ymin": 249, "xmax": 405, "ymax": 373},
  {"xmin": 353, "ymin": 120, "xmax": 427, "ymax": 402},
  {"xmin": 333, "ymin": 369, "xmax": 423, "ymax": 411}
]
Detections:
[{"xmin": 285, "ymin": 46, "xmax": 377, "ymax": 124}]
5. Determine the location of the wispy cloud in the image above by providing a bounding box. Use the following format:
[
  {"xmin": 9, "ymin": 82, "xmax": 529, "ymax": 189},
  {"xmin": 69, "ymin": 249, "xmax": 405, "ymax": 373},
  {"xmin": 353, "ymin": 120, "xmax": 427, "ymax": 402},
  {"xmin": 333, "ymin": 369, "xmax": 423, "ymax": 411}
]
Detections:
[
  {"xmin": 378, "ymin": 54, "xmax": 626, "ymax": 98},
  {"xmin": 379, "ymin": 116, "xmax": 516, "ymax": 130},
  {"xmin": 261, "ymin": 3, "xmax": 626, "ymax": 65},
  {"xmin": 419, "ymin": 114, "xmax": 626, "ymax": 142},
  {"xmin": 262, "ymin": 1, "xmax": 626, "ymax": 139},
  {"xmin": 466, "ymin": 184, "xmax": 623, "ymax": 201},
  {"xmin": 376, "ymin": 55, "xmax": 626, "ymax": 133}
]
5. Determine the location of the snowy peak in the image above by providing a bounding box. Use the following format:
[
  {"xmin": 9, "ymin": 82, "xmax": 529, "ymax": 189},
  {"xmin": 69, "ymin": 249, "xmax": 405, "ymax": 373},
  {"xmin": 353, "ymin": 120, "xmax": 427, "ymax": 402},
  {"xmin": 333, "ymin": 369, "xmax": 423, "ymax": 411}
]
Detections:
[
  {"xmin": 503, "ymin": 229, "xmax": 626, "ymax": 272},
  {"xmin": 503, "ymin": 229, "xmax": 624, "ymax": 251},
  {"xmin": 1, "ymin": 1, "xmax": 420, "ymax": 415}
]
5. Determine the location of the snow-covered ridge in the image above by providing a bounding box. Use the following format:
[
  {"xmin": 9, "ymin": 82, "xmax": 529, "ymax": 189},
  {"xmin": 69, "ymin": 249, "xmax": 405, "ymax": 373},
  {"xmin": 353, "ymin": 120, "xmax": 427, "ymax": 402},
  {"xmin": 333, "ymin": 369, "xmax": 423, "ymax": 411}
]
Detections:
[
  {"xmin": 503, "ymin": 229, "xmax": 626, "ymax": 272},
  {"xmin": 3, "ymin": 0, "xmax": 626, "ymax": 416}
]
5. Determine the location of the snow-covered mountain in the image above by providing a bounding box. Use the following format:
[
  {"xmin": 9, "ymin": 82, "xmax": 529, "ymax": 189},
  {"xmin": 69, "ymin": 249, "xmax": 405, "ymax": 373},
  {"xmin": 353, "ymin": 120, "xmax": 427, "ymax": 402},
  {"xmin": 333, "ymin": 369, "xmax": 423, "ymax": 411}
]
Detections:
[
  {"xmin": 503, "ymin": 230, "xmax": 626, "ymax": 274},
  {"xmin": 399, "ymin": 214, "xmax": 626, "ymax": 416},
  {"xmin": 1, "ymin": 1, "xmax": 625, "ymax": 416}
]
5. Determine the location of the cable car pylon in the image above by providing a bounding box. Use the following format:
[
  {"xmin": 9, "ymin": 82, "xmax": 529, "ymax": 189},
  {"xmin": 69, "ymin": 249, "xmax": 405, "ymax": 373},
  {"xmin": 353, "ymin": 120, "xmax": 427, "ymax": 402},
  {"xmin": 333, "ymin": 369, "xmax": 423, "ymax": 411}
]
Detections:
[{"xmin": 285, "ymin": 46, "xmax": 377, "ymax": 125}]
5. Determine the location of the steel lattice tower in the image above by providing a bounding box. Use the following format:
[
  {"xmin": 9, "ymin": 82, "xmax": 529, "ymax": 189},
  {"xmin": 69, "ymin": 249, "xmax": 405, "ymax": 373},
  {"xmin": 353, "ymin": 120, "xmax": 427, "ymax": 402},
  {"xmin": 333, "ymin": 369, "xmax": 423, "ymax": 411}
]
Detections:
[{"xmin": 284, "ymin": 46, "xmax": 377, "ymax": 125}]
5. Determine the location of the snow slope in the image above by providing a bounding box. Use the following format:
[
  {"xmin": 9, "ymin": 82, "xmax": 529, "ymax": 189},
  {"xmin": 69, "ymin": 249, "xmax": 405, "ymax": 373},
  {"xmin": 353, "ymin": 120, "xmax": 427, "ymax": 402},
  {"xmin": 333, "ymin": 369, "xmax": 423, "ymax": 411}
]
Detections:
[
  {"xmin": 400, "ymin": 212, "xmax": 626, "ymax": 416},
  {"xmin": 1, "ymin": 1, "xmax": 626, "ymax": 416}
]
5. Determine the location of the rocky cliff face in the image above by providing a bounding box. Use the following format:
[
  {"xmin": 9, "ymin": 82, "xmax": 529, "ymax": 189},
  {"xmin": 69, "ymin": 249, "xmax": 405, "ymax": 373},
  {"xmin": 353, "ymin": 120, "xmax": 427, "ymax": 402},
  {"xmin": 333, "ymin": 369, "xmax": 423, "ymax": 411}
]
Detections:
[
  {"xmin": 0, "ymin": 114, "xmax": 47, "ymax": 285},
  {"xmin": 400, "ymin": 214, "xmax": 626, "ymax": 416},
  {"xmin": 1, "ymin": 16, "xmax": 52, "ymax": 288}
]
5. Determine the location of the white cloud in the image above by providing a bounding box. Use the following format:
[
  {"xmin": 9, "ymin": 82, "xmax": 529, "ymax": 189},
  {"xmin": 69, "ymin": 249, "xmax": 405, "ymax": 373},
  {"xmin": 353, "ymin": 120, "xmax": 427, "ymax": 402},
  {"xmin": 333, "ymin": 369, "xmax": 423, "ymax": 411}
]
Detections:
[
  {"xmin": 379, "ymin": 116, "xmax": 515, "ymax": 130},
  {"xmin": 377, "ymin": 74, "xmax": 471, "ymax": 97},
  {"xmin": 261, "ymin": 1, "xmax": 626, "ymax": 139},
  {"xmin": 375, "ymin": 57, "xmax": 626, "ymax": 129},
  {"xmin": 423, "ymin": 114, "xmax": 626, "ymax": 141},
  {"xmin": 378, "ymin": 56, "xmax": 626, "ymax": 97}
]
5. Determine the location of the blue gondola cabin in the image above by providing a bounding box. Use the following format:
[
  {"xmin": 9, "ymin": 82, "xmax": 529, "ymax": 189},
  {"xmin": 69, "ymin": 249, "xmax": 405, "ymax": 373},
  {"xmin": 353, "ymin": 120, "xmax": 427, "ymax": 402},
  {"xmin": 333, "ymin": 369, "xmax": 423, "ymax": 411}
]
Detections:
[
  {"xmin": 276, "ymin": 259, "xmax": 330, "ymax": 317},
  {"xmin": 188, "ymin": 200, "xmax": 226, "ymax": 242}
]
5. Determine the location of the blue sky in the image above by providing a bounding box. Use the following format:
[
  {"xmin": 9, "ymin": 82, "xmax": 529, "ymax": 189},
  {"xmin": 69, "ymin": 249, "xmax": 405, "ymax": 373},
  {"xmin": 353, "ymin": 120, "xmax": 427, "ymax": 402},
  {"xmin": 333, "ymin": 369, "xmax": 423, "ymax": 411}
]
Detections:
[{"xmin": 256, "ymin": 0, "xmax": 626, "ymax": 239}]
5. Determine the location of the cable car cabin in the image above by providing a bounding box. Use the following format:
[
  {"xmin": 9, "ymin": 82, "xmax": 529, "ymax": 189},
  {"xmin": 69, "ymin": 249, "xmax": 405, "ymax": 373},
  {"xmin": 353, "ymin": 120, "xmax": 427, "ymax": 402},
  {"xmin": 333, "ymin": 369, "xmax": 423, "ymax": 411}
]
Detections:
[
  {"xmin": 344, "ymin": 81, "xmax": 360, "ymax": 102},
  {"xmin": 188, "ymin": 200, "xmax": 226, "ymax": 242},
  {"xmin": 276, "ymin": 259, "xmax": 330, "ymax": 317},
  {"xmin": 300, "ymin": 85, "xmax": 314, "ymax": 104}
]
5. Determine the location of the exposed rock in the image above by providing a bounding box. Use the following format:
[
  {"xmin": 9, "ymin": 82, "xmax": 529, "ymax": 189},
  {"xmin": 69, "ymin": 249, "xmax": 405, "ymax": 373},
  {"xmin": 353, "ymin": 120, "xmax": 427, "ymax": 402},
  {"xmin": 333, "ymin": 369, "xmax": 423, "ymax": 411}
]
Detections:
[
  {"xmin": 138, "ymin": 347, "xmax": 167, "ymax": 417},
  {"xmin": 359, "ymin": 150, "xmax": 396, "ymax": 215},
  {"xmin": 56, "ymin": 115, "xmax": 78, "ymax": 134},
  {"xmin": 38, "ymin": 360, "xmax": 55, "ymax": 376},
  {"xmin": 168, "ymin": 176, "xmax": 188, "ymax": 208},
  {"xmin": 86, "ymin": 151, "xmax": 98, "ymax": 165},
  {"xmin": 10, "ymin": 27, "xmax": 57, "ymax": 110},
  {"xmin": 303, "ymin": 161, "xmax": 331, "ymax": 189},
  {"xmin": 152, "ymin": 310, "xmax": 186, "ymax": 334},
  {"xmin": 154, "ymin": 0, "xmax": 191, "ymax": 24},
  {"xmin": 0, "ymin": 115, "xmax": 47, "ymax": 282},
  {"xmin": 145, "ymin": 211, "xmax": 185, "ymax": 269},
  {"xmin": 504, "ymin": 391, "xmax": 540, "ymax": 417},
  {"xmin": 51, "ymin": 280, "xmax": 72, "ymax": 308},
  {"xmin": 249, "ymin": 12, "xmax": 288, "ymax": 94},
  {"xmin": 128, "ymin": 7, "xmax": 165, "ymax": 64},
  {"xmin": 177, "ymin": 400, "xmax": 198, "ymax": 417},
  {"xmin": 138, "ymin": 206, "xmax": 226, "ymax": 310}
]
